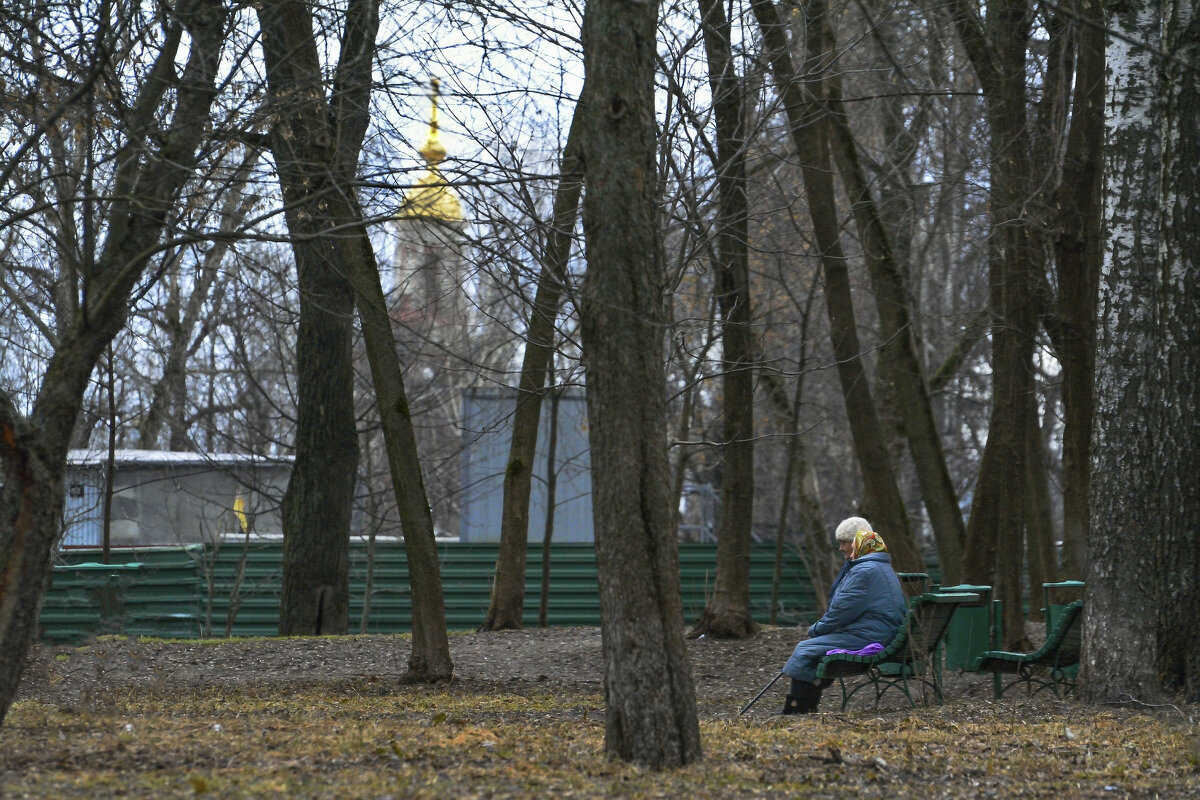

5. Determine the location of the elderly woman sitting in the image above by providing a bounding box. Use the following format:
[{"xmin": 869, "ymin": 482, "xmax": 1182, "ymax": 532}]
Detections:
[{"xmin": 781, "ymin": 516, "xmax": 907, "ymax": 714}]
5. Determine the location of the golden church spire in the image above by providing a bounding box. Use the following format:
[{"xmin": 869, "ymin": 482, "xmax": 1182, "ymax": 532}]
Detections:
[
  {"xmin": 399, "ymin": 77, "xmax": 463, "ymax": 224},
  {"xmin": 419, "ymin": 78, "xmax": 447, "ymax": 165}
]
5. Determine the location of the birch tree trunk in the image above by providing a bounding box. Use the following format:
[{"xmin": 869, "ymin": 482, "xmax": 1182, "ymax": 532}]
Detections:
[
  {"xmin": 1084, "ymin": 0, "xmax": 1200, "ymax": 703},
  {"xmin": 1154, "ymin": 8, "xmax": 1200, "ymax": 700}
]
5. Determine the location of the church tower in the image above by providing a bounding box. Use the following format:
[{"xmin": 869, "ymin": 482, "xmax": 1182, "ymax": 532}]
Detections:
[
  {"xmin": 383, "ymin": 79, "xmax": 472, "ymax": 538},
  {"xmin": 392, "ymin": 78, "xmax": 466, "ymax": 328}
]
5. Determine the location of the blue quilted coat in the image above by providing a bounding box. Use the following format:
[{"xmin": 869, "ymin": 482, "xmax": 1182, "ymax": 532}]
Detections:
[{"xmin": 782, "ymin": 552, "xmax": 906, "ymax": 682}]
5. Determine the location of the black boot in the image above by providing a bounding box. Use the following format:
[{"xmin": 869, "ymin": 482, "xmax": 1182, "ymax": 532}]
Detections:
[
  {"xmin": 805, "ymin": 683, "xmax": 825, "ymax": 712},
  {"xmin": 782, "ymin": 681, "xmax": 821, "ymax": 714},
  {"xmin": 782, "ymin": 693, "xmax": 805, "ymax": 715}
]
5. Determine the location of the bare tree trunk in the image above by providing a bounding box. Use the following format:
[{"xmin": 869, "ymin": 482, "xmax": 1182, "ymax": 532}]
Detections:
[
  {"xmin": 225, "ymin": 536, "xmax": 252, "ymax": 637},
  {"xmin": 687, "ymin": 0, "xmax": 758, "ymax": 640},
  {"xmin": 770, "ymin": 417, "xmax": 801, "ymax": 626},
  {"xmin": 102, "ymin": 348, "xmax": 117, "ymax": 564},
  {"xmin": 1050, "ymin": 0, "xmax": 1104, "ymax": 581},
  {"xmin": 1083, "ymin": 7, "xmax": 1164, "ymax": 698},
  {"xmin": 579, "ymin": 0, "xmax": 702, "ymax": 767},
  {"xmin": 257, "ymin": 0, "xmax": 360, "ymax": 636},
  {"xmin": 0, "ymin": 0, "xmax": 227, "ymax": 723},
  {"xmin": 537, "ymin": 390, "xmax": 561, "ymax": 628},
  {"xmin": 1154, "ymin": 9, "xmax": 1200, "ymax": 703},
  {"xmin": 258, "ymin": 0, "xmax": 450, "ymax": 673},
  {"xmin": 761, "ymin": 274, "xmax": 830, "ymax": 620},
  {"xmin": 1024, "ymin": 401, "xmax": 1057, "ymax": 620},
  {"xmin": 0, "ymin": 446, "xmax": 71, "ymax": 725},
  {"xmin": 481, "ymin": 108, "xmax": 585, "ymax": 632},
  {"xmin": 929, "ymin": 310, "xmax": 991, "ymax": 394},
  {"xmin": 1084, "ymin": 0, "xmax": 1200, "ymax": 704},
  {"xmin": 360, "ymin": 522, "xmax": 378, "ymax": 634},
  {"xmin": 947, "ymin": 0, "xmax": 1039, "ymax": 650},
  {"xmin": 750, "ymin": 0, "xmax": 924, "ymax": 573},
  {"xmin": 769, "ymin": 376, "xmax": 814, "ymax": 622},
  {"xmin": 797, "ymin": 463, "xmax": 836, "ymax": 608},
  {"xmin": 758, "ymin": 369, "xmax": 835, "ymax": 610},
  {"xmin": 281, "ymin": 0, "xmax": 452, "ymax": 677},
  {"xmin": 275, "ymin": 252, "xmax": 356, "ymax": 634},
  {"xmin": 668, "ymin": 297, "xmax": 718, "ymax": 534},
  {"xmin": 346, "ymin": 221, "xmax": 453, "ymax": 682},
  {"xmin": 806, "ymin": 0, "xmax": 966, "ymax": 583}
]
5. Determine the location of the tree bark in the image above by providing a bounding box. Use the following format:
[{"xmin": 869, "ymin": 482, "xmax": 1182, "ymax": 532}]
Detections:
[
  {"xmin": 481, "ymin": 107, "xmax": 585, "ymax": 632},
  {"xmin": 537, "ymin": 390, "xmax": 561, "ymax": 628},
  {"xmin": 579, "ymin": 0, "xmax": 702, "ymax": 767},
  {"xmin": 750, "ymin": 0, "xmax": 924, "ymax": 573},
  {"xmin": 805, "ymin": 0, "xmax": 966, "ymax": 584},
  {"xmin": 687, "ymin": 0, "xmax": 758, "ymax": 640},
  {"xmin": 346, "ymin": 217, "xmax": 454, "ymax": 682},
  {"xmin": 0, "ymin": 0, "xmax": 227, "ymax": 723},
  {"xmin": 769, "ymin": 376, "xmax": 832, "ymax": 619},
  {"xmin": 668, "ymin": 296, "xmax": 718, "ymax": 535},
  {"xmin": 947, "ymin": 0, "xmax": 1039, "ymax": 650},
  {"xmin": 1154, "ymin": 7, "xmax": 1200, "ymax": 703},
  {"xmin": 257, "ymin": 0, "xmax": 452, "ymax": 676},
  {"xmin": 1024, "ymin": 401, "xmax": 1058, "ymax": 618},
  {"xmin": 1049, "ymin": 0, "xmax": 1105, "ymax": 581},
  {"xmin": 1083, "ymin": 0, "xmax": 1200, "ymax": 704},
  {"xmin": 758, "ymin": 274, "xmax": 834, "ymax": 618},
  {"xmin": 257, "ymin": 0, "xmax": 360, "ymax": 636}
]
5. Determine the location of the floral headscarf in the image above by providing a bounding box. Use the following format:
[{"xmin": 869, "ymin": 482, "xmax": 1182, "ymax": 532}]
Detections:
[{"xmin": 850, "ymin": 530, "xmax": 888, "ymax": 559}]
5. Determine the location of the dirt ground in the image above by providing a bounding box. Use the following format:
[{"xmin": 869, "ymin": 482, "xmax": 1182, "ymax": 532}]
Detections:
[
  {"xmin": 17, "ymin": 624, "xmax": 1010, "ymax": 714},
  {"xmin": 8, "ymin": 627, "xmax": 1200, "ymax": 798}
]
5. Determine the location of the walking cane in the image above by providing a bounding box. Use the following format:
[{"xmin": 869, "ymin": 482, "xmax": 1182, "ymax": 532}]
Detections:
[{"xmin": 739, "ymin": 671, "xmax": 785, "ymax": 715}]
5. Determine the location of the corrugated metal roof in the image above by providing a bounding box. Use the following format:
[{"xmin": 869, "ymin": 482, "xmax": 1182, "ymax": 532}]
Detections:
[{"xmin": 66, "ymin": 449, "xmax": 292, "ymax": 467}]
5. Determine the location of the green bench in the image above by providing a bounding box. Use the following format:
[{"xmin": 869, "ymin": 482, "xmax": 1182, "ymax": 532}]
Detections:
[
  {"xmin": 973, "ymin": 599, "xmax": 1083, "ymax": 698},
  {"xmin": 815, "ymin": 591, "xmax": 980, "ymax": 711}
]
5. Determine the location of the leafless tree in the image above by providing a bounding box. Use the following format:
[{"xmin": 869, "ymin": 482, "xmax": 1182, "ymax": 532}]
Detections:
[
  {"xmin": 579, "ymin": 0, "xmax": 703, "ymax": 767},
  {"xmin": 1082, "ymin": 0, "xmax": 1200, "ymax": 704},
  {"xmin": 0, "ymin": 0, "xmax": 230, "ymax": 722}
]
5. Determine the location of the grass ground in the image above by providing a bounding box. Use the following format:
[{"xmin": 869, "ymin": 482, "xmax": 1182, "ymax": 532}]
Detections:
[{"xmin": 3, "ymin": 679, "xmax": 1198, "ymax": 798}]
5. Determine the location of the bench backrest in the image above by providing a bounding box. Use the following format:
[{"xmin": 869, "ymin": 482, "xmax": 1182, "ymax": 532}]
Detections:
[
  {"xmin": 1034, "ymin": 599, "xmax": 1083, "ymax": 668},
  {"xmin": 880, "ymin": 592, "xmax": 979, "ymax": 666}
]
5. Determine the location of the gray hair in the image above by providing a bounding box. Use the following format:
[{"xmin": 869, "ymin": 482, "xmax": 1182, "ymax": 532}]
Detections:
[{"xmin": 835, "ymin": 516, "xmax": 873, "ymax": 542}]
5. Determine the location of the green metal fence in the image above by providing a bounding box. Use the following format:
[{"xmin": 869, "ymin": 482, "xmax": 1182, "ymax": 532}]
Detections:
[{"xmin": 41, "ymin": 541, "xmax": 818, "ymax": 643}]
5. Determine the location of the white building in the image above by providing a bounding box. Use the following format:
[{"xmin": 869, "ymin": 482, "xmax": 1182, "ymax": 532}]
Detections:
[{"xmin": 61, "ymin": 449, "xmax": 291, "ymax": 547}]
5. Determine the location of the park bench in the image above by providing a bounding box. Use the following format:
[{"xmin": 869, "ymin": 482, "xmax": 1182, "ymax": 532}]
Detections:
[
  {"xmin": 972, "ymin": 599, "xmax": 1084, "ymax": 698},
  {"xmin": 814, "ymin": 591, "xmax": 980, "ymax": 711}
]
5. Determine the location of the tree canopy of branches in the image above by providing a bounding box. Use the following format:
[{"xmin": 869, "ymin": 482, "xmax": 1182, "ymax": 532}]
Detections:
[{"xmin": 0, "ymin": 0, "xmax": 230, "ymax": 723}]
